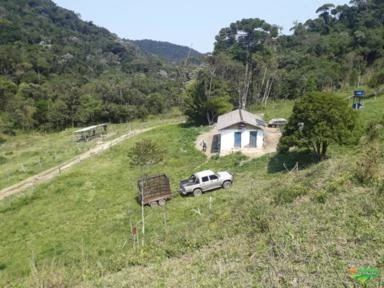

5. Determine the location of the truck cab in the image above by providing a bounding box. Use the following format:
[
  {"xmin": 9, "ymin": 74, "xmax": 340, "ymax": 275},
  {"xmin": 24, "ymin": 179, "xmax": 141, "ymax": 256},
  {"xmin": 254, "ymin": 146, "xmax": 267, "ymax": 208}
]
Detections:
[{"xmin": 179, "ymin": 170, "xmax": 233, "ymax": 197}]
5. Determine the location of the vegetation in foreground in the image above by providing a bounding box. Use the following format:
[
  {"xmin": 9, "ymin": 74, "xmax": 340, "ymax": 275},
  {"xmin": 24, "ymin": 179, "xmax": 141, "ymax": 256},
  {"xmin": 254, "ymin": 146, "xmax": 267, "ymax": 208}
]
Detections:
[
  {"xmin": 1, "ymin": 1, "xmax": 384, "ymax": 286},
  {"xmin": 0, "ymin": 96, "xmax": 384, "ymax": 287}
]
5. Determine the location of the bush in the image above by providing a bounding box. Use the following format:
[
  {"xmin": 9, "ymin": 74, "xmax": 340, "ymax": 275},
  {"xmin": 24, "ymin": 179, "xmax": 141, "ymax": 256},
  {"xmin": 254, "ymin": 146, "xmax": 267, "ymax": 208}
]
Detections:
[
  {"xmin": 355, "ymin": 123, "xmax": 384, "ymax": 185},
  {"xmin": 312, "ymin": 189, "xmax": 328, "ymax": 204},
  {"xmin": 376, "ymin": 182, "xmax": 384, "ymax": 196},
  {"xmin": 0, "ymin": 156, "xmax": 7, "ymax": 165},
  {"xmin": 274, "ymin": 183, "xmax": 308, "ymax": 204},
  {"xmin": 325, "ymin": 174, "xmax": 350, "ymax": 194}
]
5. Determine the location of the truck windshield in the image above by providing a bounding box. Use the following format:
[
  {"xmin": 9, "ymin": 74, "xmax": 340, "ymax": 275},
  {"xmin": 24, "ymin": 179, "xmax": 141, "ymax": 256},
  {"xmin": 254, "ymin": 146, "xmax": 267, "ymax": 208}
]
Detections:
[{"xmin": 189, "ymin": 175, "xmax": 198, "ymax": 183}]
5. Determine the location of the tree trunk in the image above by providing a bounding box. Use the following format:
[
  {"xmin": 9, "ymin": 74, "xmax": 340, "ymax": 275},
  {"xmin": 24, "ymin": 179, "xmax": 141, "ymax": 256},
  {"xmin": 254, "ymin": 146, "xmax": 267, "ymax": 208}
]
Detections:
[
  {"xmin": 315, "ymin": 142, "xmax": 322, "ymax": 161},
  {"xmin": 320, "ymin": 142, "xmax": 328, "ymax": 160},
  {"xmin": 261, "ymin": 76, "xmax": 273, "ymax": 106},
  {"xmin": 207, "ymin": 67, "xmax": 216, "ymax": 100},
  {"xmin": 206, "ymin": 112, "xmax": 213, "ymax": 125},
  {"xmin": 240, "ymin": 60, "xmax": 252, "ymax": 109},
  {"xmin": 260, "ymin": 66, "xmax": 268, "ymax": 96},
  {"xmin": 265, "ymin": 77, "xmax": 274, "ymax": 106}
]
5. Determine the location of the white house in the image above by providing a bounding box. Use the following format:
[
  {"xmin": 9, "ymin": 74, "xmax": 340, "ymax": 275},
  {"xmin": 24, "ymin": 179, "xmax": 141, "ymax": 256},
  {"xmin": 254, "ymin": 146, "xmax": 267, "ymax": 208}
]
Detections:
[{"xmin": 216, "ymin": 109, "xmax": 265, "ymax": 155}]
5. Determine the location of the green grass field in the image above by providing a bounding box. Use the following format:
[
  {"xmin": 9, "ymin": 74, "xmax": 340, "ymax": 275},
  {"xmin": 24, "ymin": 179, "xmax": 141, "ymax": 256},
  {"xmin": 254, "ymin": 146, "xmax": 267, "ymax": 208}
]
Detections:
[
  {"xmin": 1, "ymin": 98, "xmax": 384, "ymax": 287},
  {"xmin": 0, "ymin": 117, "xmax": 182, "ymax": 190}
]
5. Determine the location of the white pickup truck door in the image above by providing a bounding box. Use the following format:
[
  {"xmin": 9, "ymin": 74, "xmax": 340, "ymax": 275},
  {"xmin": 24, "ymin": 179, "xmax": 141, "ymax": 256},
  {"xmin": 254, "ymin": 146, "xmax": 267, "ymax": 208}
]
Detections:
[
  {"xmin": 208, "ymin": 174, "xmax": 220, "ymax": 189},
  {"xmin": 200, "ymin": 176, "xmax": 211, "ymax": 191}
]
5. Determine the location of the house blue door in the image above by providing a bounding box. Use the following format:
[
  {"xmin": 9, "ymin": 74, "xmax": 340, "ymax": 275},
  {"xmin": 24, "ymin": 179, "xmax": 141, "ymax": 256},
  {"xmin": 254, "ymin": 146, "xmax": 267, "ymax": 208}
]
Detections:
[
  {"xmin": 250, "ymin": 131, "xmax": 257, "ymax": 147},
  {"xmin": 234, "ymin": 132, "xmax": 241, "ymax": 148}
]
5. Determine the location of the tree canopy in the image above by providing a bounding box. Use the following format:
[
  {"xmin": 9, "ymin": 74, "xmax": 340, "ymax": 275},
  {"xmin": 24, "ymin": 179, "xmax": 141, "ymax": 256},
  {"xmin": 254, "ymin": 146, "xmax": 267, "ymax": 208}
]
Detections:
[
  {"xmin": 205, "ymin": 1, "xmax": 384, "ymax": 111},
  {"xmin": 2, "ymin": 0, "xmax": 384, "ymax": 134},
  {"xmin": 278, "ymin": 92, "xmax": 359, "ymax": 160},
  {"xmin": 184, "ymin": 69, "xmax": 233, "ymax": 125},
  {"xmin": 0, "ymin": 0, "xmax": 193, "ymax": 133}
]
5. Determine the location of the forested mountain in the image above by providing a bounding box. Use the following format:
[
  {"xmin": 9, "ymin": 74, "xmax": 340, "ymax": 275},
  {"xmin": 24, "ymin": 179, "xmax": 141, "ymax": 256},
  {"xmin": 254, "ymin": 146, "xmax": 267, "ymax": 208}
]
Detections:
[
  {"xmin": 186, "ymin": 0, "xmax": 384, "ymax": 124},
  {"xmin": 0, "ymin": 0, "xmax": 189, "ymax": 133},
  {"xmin": 2, "ymin": 0, "xmax": 384, "ymax": 131},
  {"xmin": 132, "ymin": 39, "xmax": 203, "ymax": 64}
]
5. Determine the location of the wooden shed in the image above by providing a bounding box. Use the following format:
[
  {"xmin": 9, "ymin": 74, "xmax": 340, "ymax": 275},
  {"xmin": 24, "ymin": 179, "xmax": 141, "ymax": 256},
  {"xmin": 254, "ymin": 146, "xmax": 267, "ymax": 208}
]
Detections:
[{"xmin": 73, "ymin": 124, "xmax": 107, "ymax": 142}]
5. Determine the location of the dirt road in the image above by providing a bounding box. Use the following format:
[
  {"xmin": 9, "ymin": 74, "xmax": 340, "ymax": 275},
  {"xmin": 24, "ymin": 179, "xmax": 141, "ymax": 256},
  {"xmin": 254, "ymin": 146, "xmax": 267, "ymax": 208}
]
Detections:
[
  {"xmin": 0, "ymin": 127, "xmax": 153, "ymax": 201},
  {"xmin": 1, "ymin": 122, "xmax": 279, "ymax": 201}
]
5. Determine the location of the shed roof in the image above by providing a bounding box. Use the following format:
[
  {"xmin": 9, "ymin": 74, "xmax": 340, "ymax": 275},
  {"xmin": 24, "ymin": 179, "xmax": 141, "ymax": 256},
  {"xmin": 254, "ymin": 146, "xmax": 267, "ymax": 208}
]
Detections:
[
  {"xmin": 216, "ymin": 109, "xmax": 265, "ymax": 130},
  {"xmin": 74, "ymin": 123, "xmax": 107, "ymax": 134}
]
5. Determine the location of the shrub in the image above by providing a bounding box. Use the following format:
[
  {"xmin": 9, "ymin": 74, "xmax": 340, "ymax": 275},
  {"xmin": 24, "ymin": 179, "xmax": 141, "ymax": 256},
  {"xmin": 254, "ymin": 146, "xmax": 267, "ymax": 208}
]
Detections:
[
  {"xmin": 274, "ymin": 183, "xmax": 308, "ymax": 204},
  {"xmin": 325, "ymin": 174, "xmax": 350, "ymax": 194},
  {"xmin": 355, "ymin": 122, "xmax": 384, "ymax": 185},
  {"xmin": 0, "ymin": 156, "xmax": 7, "ymax": 165},
  {"xmin": 312, "ymin": 189, "xmax": 328, "ymax": 204}
]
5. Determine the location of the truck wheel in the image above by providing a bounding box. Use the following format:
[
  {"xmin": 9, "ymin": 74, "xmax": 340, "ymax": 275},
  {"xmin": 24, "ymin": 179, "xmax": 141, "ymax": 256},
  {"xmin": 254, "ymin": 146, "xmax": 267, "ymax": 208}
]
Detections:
[
  {"xmin": 149, "ymin": 201, "xmax": 158, "ymax": 207},
  {"xmin": 193, "ymin": 188, "xmax": 202, "ymax": 197},
  {"xmin": 222, "ymin": 181, "xmax": 232, "ymax": 189},
  {"xmin": 158, "ymin": 199, "xmax": 166, "ymax": 206}
]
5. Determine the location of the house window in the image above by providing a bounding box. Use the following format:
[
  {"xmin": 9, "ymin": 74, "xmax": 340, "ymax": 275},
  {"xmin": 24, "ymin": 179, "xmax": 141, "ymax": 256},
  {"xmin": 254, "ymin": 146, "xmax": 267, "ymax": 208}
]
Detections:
[
  {"xmin": 250, "ymin": 131, "xmax": 257, "ymax": 147},
  {"xmin": 234, "ymin": 132, "xmax": 241, "ymax": 148}
]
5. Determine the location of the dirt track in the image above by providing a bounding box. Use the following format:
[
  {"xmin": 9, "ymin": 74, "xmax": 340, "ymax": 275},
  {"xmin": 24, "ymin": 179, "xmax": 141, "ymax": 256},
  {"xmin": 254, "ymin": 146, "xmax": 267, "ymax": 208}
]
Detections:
[
  {"xmin": 1, "ymin": 123, "xmax": 280, "ymax": 201},
  {"xmin": 0, "ymin": 127, "xmax": 153, "ymax": 201}
]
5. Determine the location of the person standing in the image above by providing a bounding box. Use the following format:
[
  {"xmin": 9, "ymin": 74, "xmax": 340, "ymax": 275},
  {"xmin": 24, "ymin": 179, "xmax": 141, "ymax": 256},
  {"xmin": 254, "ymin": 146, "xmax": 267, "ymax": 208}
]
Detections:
[{"xmin": 202, "ymin": 140, "xmax": 207, "ymax": 152}]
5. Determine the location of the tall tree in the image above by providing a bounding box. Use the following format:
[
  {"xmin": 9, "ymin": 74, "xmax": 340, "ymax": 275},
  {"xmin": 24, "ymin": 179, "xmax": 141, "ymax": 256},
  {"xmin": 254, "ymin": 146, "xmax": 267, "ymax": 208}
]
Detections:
[
  {"xmin": 184, "ymin": 70, "xmax": 233, "ymax": 125},
  {"xmin": 214, "ymin": 18, "xmax": 279, "ymax": 108},
  {"xmin": 316, "ymin": 3, "xmax": 336, "ymax": 31},
  {"xmin": 278, "ymin": 92, "xmax": 359, "ymax": 160}
]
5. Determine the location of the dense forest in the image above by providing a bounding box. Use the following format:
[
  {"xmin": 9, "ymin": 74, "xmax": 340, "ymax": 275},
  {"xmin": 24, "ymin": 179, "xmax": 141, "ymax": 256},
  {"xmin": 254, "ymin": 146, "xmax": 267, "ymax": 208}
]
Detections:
[
  {"xmin": 1, "ymin": 0, "xmax": 384, "ymax": 131},
  {"xmin": 186, "ymin": 0, "xmax": 384, "ymax": 124},
  {"xmin": 0, "ymin": 0, "xmax": 192, "ymax": 133},
  {"xmin": 132, "ymin": 39, "xmax": 202, "ymax": 64}
]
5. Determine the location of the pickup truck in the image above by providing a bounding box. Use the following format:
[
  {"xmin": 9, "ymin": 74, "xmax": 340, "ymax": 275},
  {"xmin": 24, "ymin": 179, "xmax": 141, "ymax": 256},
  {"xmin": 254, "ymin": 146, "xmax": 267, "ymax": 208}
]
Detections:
[{"xmin": 179, "ymin": 170, "xmax": 233, "ymax": 197}]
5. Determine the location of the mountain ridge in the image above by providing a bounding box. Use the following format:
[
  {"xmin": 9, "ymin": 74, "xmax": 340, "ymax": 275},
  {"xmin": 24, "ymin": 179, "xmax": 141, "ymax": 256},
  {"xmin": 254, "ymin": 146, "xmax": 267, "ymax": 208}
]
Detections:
[
  {"xmin": 132, "ymin": 39, "xmax": 203, "ymax": 64},
  {"xmin": 0, "ymin": 0, "xmax": 190, "ymax": 132}
]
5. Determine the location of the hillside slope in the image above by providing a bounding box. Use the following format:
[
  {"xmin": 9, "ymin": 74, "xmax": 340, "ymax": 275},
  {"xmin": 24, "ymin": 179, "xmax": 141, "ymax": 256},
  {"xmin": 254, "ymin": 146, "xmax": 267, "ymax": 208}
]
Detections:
[
  {"xmin": 1, "ymin": 96, "xmax": 384, "ymax": 287},
  {"xmin": 0, "ymin": 0, "xmax": 187, "ymax": 132},
  {"xmin": 0, "ymin": 0, "xmax": 138, "ymax": 77},
  {"xmin": 132, "ymin": 39, "xmax": 203, "ymax": 64}
]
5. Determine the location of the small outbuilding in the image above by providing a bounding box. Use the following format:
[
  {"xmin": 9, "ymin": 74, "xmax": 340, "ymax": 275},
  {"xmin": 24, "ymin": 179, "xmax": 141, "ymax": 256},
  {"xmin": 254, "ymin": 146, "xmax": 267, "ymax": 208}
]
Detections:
[
  {"xmin": 73, "ymin": 123, "xmax": 108, "ymax": 142},
  {"xmin": 267, "ymin": 118, "xmax": 288, "ymax": 128},
  {"xmin": 216, "ymin": 109, "xmax": 265, "ymax": 155}
]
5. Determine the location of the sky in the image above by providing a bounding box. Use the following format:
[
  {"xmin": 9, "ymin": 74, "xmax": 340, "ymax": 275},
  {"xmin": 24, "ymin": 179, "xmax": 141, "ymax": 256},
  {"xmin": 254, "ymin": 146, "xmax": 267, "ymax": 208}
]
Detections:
[{"xmin": 53, "ymin": 0, "xmax": 350, "ymax": 53}]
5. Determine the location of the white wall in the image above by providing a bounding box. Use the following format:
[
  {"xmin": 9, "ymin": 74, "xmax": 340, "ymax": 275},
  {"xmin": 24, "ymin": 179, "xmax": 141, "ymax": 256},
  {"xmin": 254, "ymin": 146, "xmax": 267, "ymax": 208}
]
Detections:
[{"xmin": 220, "ymin": 129, "xmax": 264, "ymax": 154}]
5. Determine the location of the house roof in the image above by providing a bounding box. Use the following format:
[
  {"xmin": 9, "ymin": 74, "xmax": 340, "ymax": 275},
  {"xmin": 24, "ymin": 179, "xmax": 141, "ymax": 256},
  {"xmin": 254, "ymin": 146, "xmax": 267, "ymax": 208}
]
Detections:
[{"xmin": 216, "ymin": 109, "xmax": 265, "ymax": 130}]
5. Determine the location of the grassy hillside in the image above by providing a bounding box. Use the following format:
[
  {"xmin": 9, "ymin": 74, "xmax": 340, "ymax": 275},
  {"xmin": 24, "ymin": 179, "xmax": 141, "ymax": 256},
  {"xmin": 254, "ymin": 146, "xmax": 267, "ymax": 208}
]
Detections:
[
  {"xmin": 0, "ymin": 117, "xmax": 181, "ymax": 190},
  {"xmin": 1, "ymin": 97, "xmax": 384, "ymax": 287}
]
